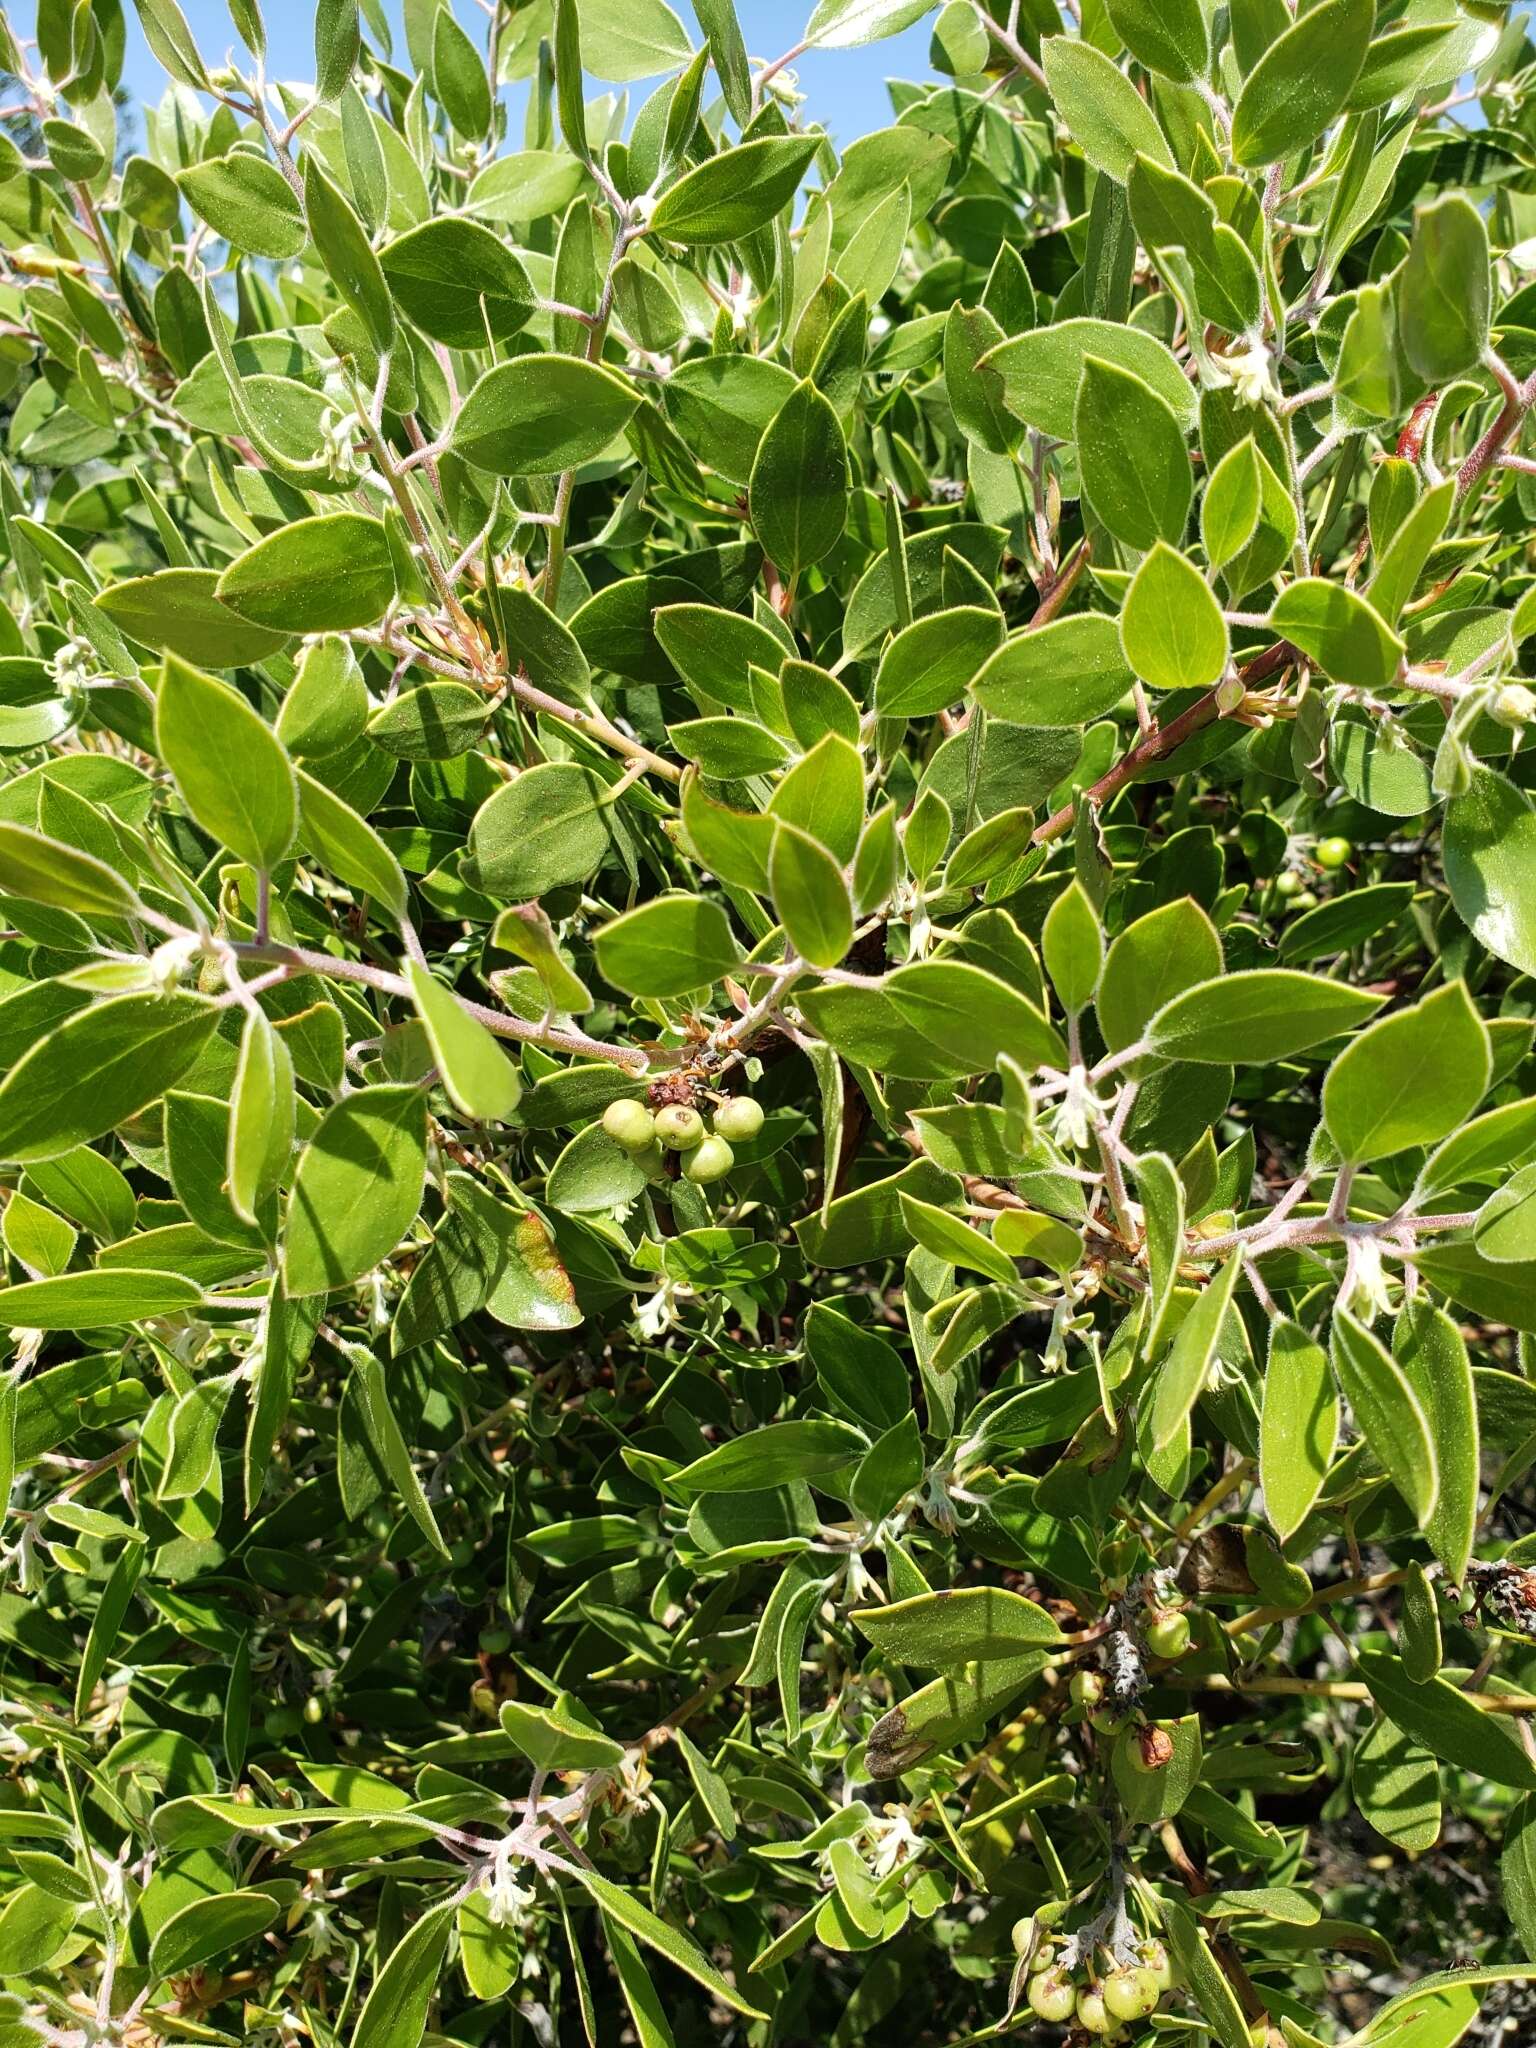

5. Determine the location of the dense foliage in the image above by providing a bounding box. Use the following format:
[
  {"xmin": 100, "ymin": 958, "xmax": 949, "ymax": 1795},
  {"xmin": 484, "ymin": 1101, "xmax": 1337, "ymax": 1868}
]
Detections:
[{"xmin": 10, "ymin": 0, "xmax": 1536, "ymax": 2043}]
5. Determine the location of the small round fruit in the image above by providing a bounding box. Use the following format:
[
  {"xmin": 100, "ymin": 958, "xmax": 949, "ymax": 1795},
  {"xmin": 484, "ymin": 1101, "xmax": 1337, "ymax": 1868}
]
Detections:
[
  {"xmin": 479, "ymin": 1624, "xmax": 511, "ymax": 1655},
  {"xmin": 1028, "ymin": 1940, "xmax": 1058, "ymax": 1975},
  {"xmin": 1137, "ymin": 1939, "xmax": 1174, "ymax": 1993},
  {"xmin": 1070, "ymin": 1669, "xmax": 1106, "ymax": 1709},
  {"xmin": 1027, "ymin": 1968, "xmax": 1077, "ymax": 2024},
  {"xmin": 1316, "ymin": 835, "xmax": 1352, "ymax": 870},
  {"xmin": 683, "ymin": 1134, "xmax": 735, "ymax": 1184},
  {"xmin": 1103, "ymin": 1967, "xmax": 1161, "ymax": 2023},
  {"xmin": 1089, "ymin": 1704, "xmax": 1126, "ymax": 1736},
  {"xmin": 470, "ymin": 1680, "xmax": 497, "ymax": 1717},
  {"xmin": 603, "ymin": 1098, "xmax": 656, "ymax": 1153},
  {"xmin": 302, "ymin": 1694, "xmax": 325, "ymax": 1726},
  {"xmin": 1290, "ymin": 889, "xmax": 1318, "ymax": 912},
  {"xmin": 1145, "ymin": 1610, "xmax": 1191, "ymax": 1661},
  {"xmin": 1129, "ymin": 1722, "xmax": 1176, "ymax": 1773},
  {"xmin": 1076, "ymin": 1985, "xmax": 1114, "ymax": 2035},
  {"xmin": 1010, "ymin": 1917, "xmax": 1034, "ymax": 1958},
  {"xmin": 1274, "ymin": 869, "xmax": 1302, "ymax": 898},
  {"xmin": 712, "ymin": 1095, "xmax": 765, "ymax": 1142},
  {"xmin": 654, "ymin": 1104, "xmax": 705, "ymax": 1151}
]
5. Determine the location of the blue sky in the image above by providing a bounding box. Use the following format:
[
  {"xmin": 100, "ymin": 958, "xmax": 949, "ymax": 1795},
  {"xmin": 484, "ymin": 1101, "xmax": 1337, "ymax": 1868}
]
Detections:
[{"xmin": 117, "ymin": 2, "xmax": 938, "ymax": 145}]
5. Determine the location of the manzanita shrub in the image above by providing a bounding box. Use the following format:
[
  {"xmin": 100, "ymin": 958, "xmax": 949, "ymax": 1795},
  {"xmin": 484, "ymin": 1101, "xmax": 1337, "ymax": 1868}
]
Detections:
[{"xmin": 13, "ymin": 0, "xmax": 1536, "ymax": 2043}]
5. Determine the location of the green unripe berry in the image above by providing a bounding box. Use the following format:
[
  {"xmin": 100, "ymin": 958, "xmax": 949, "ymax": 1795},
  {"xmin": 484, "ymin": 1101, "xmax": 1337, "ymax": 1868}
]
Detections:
[
  {"xmin": 602, "ymin": 1098, "xmax": 656, "ymax": 1153},
  {"xmin": 1136, "ymin": 1939, "xmax": 1173, "ymax": 1992},
  {"xmin": 1102, "ymin": 1967, "xmax": 1160, "ymax": 2022},
  {"xmin": 1027, "ymin": 1967, "xmax": 1077, "ymax": 2024},
  {"xmin": 1089, "ymin": 1704, "xmax": 1125, "ymax": 1735},
  {"xmin": 1289, "ymin": 889, "xmax": 1318, "ymax": 912},
  {"xmin": 635, "ymin": 1140, "xmax": 669, "ymax": 1180},
  {"xmin": 655, "ymin": 1104, "xmax": 705, "ymax": 1150},
  {"xmin": 1070, "ymin": 1669, "xmax": 1105, "ymax": 1709},
  {"xmin": 1274, "ymin": 869, "xmax": 1302, "ymax": 897},
  {"xmin": 1316, "ymin": 835, "xmax": 1352, "ymax": 870},
  {"xmin": 711, "ymin": 1095, "xmax": 764, "ymax": 1142},
  {"xmin": 1145, "ymin": 1610, "xmax": 1191, "ymax": 1661},
  {"xmin": 1075, "ymin": 1985, "xmax": 1114, "ymax": 2035},
  {"xmin": 1010, "ymin": 1917, "xmax": 1034, "ymax": 1959},
  {"xmin": 1028, "ymin": 1939, "xmax": 1057, "ymax": 1974},
  {"xmin": 479, "ymin": 1624, "xmax": 511, "ymax": 1655},
  {"xmin": 683, "ymin": 1134, "xmax": 734, "ymax": 1184},
  {"xmin": 302, "ymin": 1694, "xmax": 325, "ymax": 1726}
]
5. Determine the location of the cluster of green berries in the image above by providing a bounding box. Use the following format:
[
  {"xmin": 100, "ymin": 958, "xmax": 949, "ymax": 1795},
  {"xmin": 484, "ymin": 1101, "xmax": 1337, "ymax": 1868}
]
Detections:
[
  {"xmin": 601, "ymin": 1090, "xmax": 764, "ymax": 1186},
  {"xmin": 1017, "ymin": 1931, "xmax": 1173, "ymax": 2037},
  {"xmin": 1271, "ymin": 834, "xmax": 1352, "ymax": 912}
]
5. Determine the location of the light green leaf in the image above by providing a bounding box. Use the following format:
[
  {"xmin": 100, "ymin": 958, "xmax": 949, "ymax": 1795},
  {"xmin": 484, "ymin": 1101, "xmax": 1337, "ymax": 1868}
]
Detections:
[
  {"xmin": 1393, "ymin": 1300, "xmax": 1478, "ymax": 1583},
  {"xmin": 1120, "ymin": 543, "xmax": 1229, "ymax": 692},
  {"xmin": 854, "ymin": 1586, "xmax": 1062, "ymax": 1669},
  {"xmin": 1444, "ymin": 766, "xmax": 1536, "ymax": 976},
  {"xmin": 176, "ymin": 151, "xmax": 305, "ymax": 258},
  {"xmin": 770, "ymin": 821, "xmax": 854, "ymax": 970},
  {"xmin": 1146, "ymin": 970, "xmax": 1384, "ymax": 1064},
  {"xmin": 1356, "ymin": 1648, "xmax": 1536, "ymax": 1791},
  {"xmin": 350, "ymin": 1899, "xmax": 455, "ymax": 2048},
  {"xmin": 749, "ymin": 379, "xmax": 849, "ymax": 582},
  {"xmin": 0, "ymin": 822, "xmax": 139, "ymax": 919},
  {"xmin": 874, "ymin": 606, "xmax": 1003, "ymax": 718},
  {"xmin": 1231, "ymin": 0, "xmax": 1375, "ymax": 168},
  {"xmin": 0, "ymin": 994, "xmax": 220, "ymax": 1164},
  {"xmin": 454, "ymin": 355, "xmax": 639, "ymax": 476},
  {"xmin": 651, "ymin": 136, "xmax": 821, "ymax": 243},
  {"xmin": 1150, "ymin": 1251, "xmax": 1239, "ymax": 1450},
  {"xmin": 228, "ymin": 1006, "xmax": 293, "ymax": 1228},
  {"xmin": 1324, "ymin": 982, "xmax": 1489, "ymax": 1164},
  {"xmin": 1332, "ymin": 1308, "xmax": 1438, "ymax": 1528},
  {"xmin": 156, "ymin": 654, "xmax": 297, "ymax": 872},
  {"xmin": 406, "ymin": 961, "xmax": 522, "ymax": 1122},
  {"xmin": 1076, "ymin": 358, "xmax": 1192, "ymax": 550},
  {"xmin": 1105, "ymin": 0, "xmax": 1206, "ymax": 81},
  {"xmin": 0, "ymin": 1267, "xmax": 203, "ymax": 1327},
  {"xmin": 982, "ymin": 318, "xmax": 1196, "ymax": 442},
  {"xmin": 282, "ymin": 1084, "xmax": 428, "ymax": 1297},
  {"xmin": 296, "ymin": 769, "xmax": 409, "ymax": 926},
  {"xmin": 805, "ymin": 0, "xmax": 937, "ymax": 48},
  {"xmin": 1401, "ymin": 194, "xmax": 1490, "ymax": 384},
  {"xmin": 216, "ymin": 514, "xmax": 396, "ymax": 633},
  {"xmin": 573, "ymin": 1868, "xmax": 766, "ymax": 2019},
  {"xmin": 98, "ymin": 567, "xmax": 292, "ymax": 667},
  {"xmin": 1260, "ymin": 1318, "xmax": 1337, "ymax": 1542},
  {"xmin": 593, "ymin": 896, "xmax": 743, "ymax": 998},
  {"xmin": 380, "ymin": 218, "xmax": 535, "ymax": 348},
  {"xmin": 1042, "ymin": 36, "xmax": 1174, "ymax": 183}
]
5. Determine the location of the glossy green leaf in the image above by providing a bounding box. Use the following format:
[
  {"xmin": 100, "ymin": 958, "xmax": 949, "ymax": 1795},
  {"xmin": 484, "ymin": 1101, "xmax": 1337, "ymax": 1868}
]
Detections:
[
  {"xmin": 1324, "ymin": 982, "xmax": 1490, "ymax": 1164},
  {"xmin": 157, "ymin": 655, "xmax": 297, "ymax": 872},
  {"xmin": 282, "ymin": 1084, "xmax": 428, "ymax": 1297},
  {"xmin": 1120, "ymin": 543, "xmax": 1228, "ymax": 691},
  {"xmin": 454, "ymin": 356, "xmax": 639, "ymax": 476}
]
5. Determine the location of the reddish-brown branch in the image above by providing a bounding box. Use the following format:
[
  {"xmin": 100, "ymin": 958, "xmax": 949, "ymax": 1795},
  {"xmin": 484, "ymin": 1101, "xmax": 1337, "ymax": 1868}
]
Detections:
[{"xmin": 1031, "ymin": 642, "xmax": 1297, "ymax": 847}]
